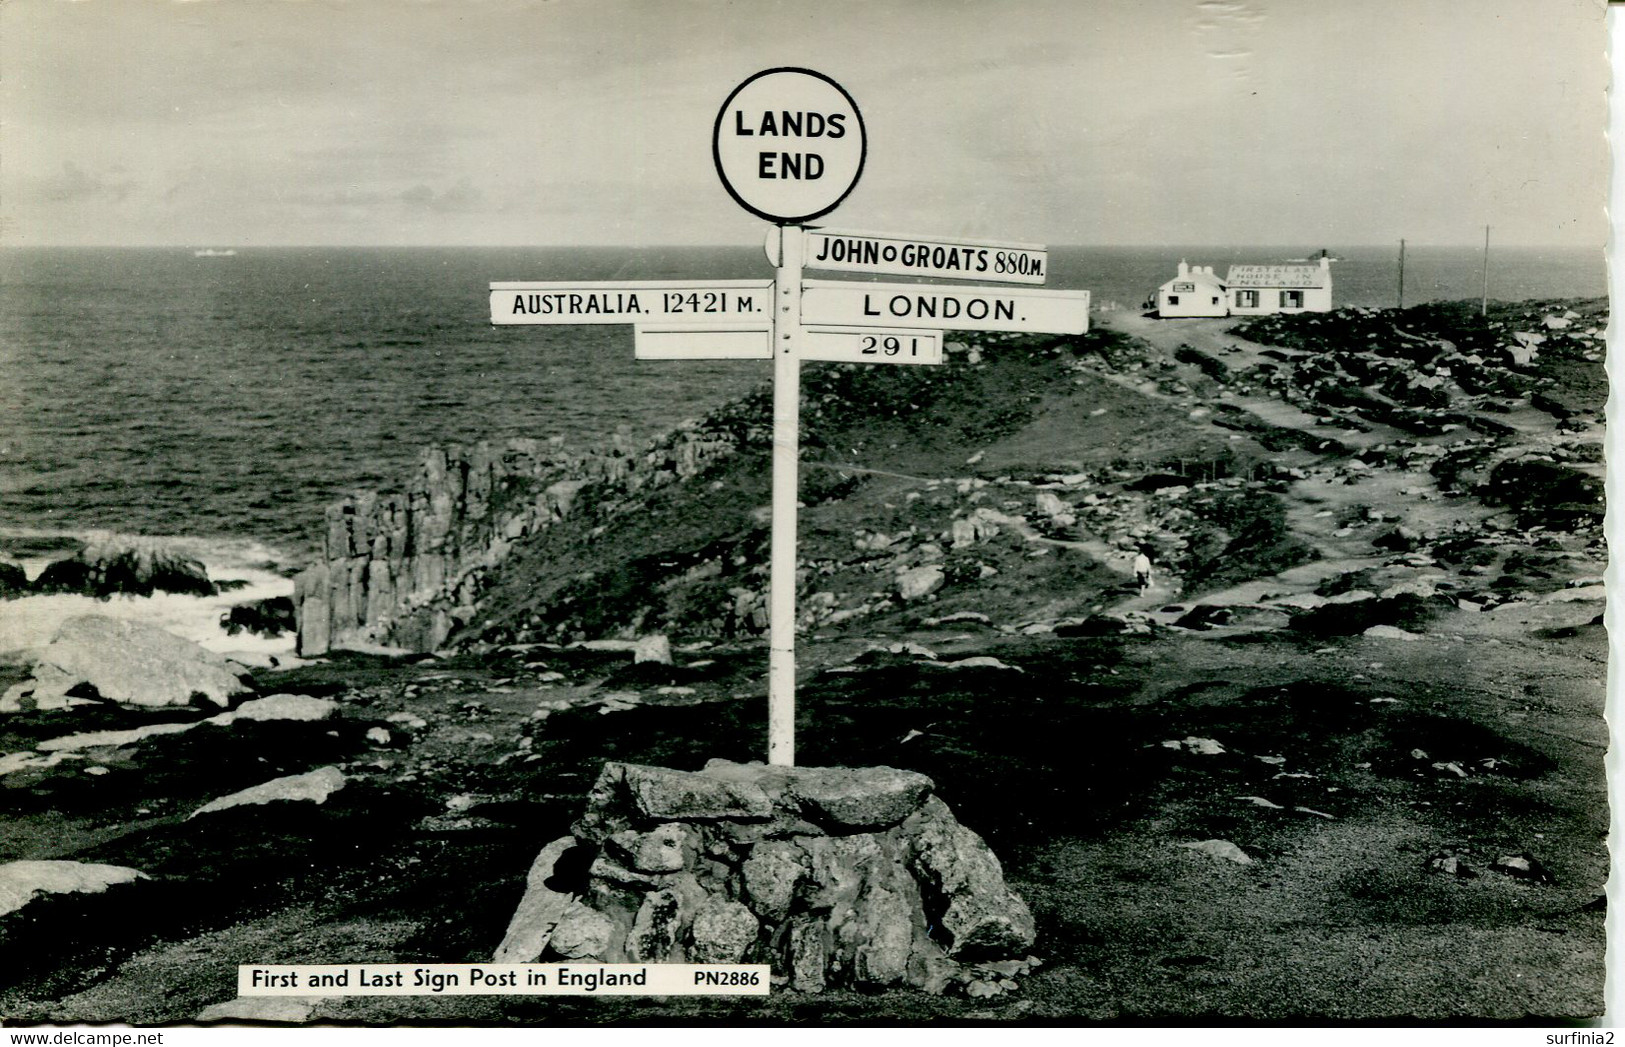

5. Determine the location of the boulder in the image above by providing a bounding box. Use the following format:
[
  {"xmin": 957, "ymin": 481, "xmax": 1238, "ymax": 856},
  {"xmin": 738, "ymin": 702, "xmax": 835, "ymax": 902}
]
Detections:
[
  {"xmin": 216, "ymin": 694, "xmax": 337, "ymax": 723},
  {"xmin": 221, "ymin": 597, "xmax": 296, "ymax": 637},
  {"xmin": 0, "ymin": 860, "xmax": 148, "ymax": 917},
  {"xmin": 897, "ymin": 565, "xmax": 945, "ymax": 601},
  {"xmin": 32, "ymin": 537, "xmax": 215, "ymax": 598},
  {"xmin": 189, "ymin": 766, "xmax": 346, "ymax": 819},
  {"xmin": 606, "ymin": 823, "xmax": 697, "ymax": 874},
  {"xmin": 549, "ymin": 900, "xmax": 615, "ymax": 959},
  {"xmin": 1180, "ymin": 839, "xmax": 1254, "ymax": 865},
  {"xmin": 492, "ymin": 836, "xmax": 578, "ymax": 962},
  {"xmin": 632, "ymin": 635, "xmax": 673, "ymax": 665},
  {"xmin": 903, "ymin": 796, "xmax": 1036, "ymax": 958},
  {"xmin": 573, "ymin": 762, "xmax": 775, "ymax": 839},
  {"xmin": 787, "ymin": 764, "xmax": 935, "ymax": 830},
  {"xmin": 197, "ymin": 997, "xmax": 323, "ymax": 1024},
  {"xmin": 0, "ymin": 560, "xmax": 27, "ymax": 597},
  {"xmin": 1, "ymin": 615, "xmax": 249, "ymax": 712},
  {"xmin": 689, "ymin": 897, "xmax": 759, "ymax": 964}
]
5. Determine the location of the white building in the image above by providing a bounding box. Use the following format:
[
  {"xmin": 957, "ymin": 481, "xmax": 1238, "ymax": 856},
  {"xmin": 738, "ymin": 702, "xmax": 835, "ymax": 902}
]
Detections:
[
  {"xmin": 1155, "ymin": 261, "xmax": 1228, "ymax": 318},
  {"xmin": 1154, "ymin": 255, "xmax": 1334, "ymax": 318},
  {"xmin": 1225, "ymin": 257, "xmax": 1333, "ymax": 315}
]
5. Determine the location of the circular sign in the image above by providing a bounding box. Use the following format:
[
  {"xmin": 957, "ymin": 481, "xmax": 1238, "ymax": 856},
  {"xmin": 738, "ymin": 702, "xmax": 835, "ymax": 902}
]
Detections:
[{"xmin": 713, "ymin": 67, "xmax": 866, "ymax": 225}]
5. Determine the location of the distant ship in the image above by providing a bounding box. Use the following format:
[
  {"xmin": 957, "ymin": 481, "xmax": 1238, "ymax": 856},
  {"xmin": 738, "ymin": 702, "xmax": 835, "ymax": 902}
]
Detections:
[
  {"xmin": 1285, "ymin": 248, "xmax": 1338, "ymax": 263},
  {"xmin": 193, "ymin": 248, "xmax": 237, "ymax": 257}
]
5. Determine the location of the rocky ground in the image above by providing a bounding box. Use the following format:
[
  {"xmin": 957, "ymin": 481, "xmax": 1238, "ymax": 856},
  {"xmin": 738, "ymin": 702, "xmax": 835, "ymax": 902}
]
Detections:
[{"xmin": 0, "ymin": 298, "xmax": 1608, "ymax": 1024}]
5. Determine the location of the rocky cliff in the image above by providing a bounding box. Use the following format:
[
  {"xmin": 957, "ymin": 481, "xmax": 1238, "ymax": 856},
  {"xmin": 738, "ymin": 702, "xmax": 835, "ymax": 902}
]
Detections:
[{"xmin": 294, "ymin": 410, "xmax": 760, "ymax": 656}]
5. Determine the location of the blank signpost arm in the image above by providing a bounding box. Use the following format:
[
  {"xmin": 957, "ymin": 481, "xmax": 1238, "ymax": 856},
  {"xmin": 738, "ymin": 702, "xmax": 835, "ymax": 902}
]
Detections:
[{"xmin": 768, "ymin": 224, "xmax": 803, "ymax": 767}]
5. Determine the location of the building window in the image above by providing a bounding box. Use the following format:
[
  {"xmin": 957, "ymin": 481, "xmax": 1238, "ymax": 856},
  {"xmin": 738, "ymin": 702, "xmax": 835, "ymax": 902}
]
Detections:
[
  {"xmin": 1281, "ymin": 290, "xmax": 1304, "ymax": 308},
  {"xmin": 1236, "ymin": 290, "xmax": 1259, "ymax": 308},
  {"xmin": 1211, "ymin": 297, "xmax": 1220, "ymax": 305},
  {"xmin": 1167, "ymin": 295, "xmax": 1180, "ymax": 305}
]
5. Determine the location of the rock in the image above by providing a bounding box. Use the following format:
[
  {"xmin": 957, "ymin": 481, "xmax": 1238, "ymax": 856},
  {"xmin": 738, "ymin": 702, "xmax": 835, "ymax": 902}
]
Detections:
[
  {"xmin": 1165, "ymin": 736, "xmax": 1226, "ymax": 755},
  {"xmin": 1493, "ymin": 853, "xmax": 1552, "ymax": 881},
  {"xmin": 0, "ymin": 860, "xmax": 148, "ymax": 917},
  {"xmin": 1364, "ymin": 624, "xmax": 1422, "ymax": 641},
  {"xmin": 493, "ymin": 836, "xmax": 578, "ymax": 962},
  {"xmin": 216, "ymin": 694, "xmax": 337, "ymax": 723},
  {"xmin": 527, "ymin": 760, "xmax": 1034, "ymax": 992},
  {"xmin": 926, "ymin": 656, "xmax": 1023, "ymax": 673},
  {"xmin": 190, "ymin": 766, "xmax": 346, "ymax": 819},
  {"xmin": 927, "ymin": 610, "xmax": 992, "ymax": 626},
  {"xmin": 1544, "ymin": 585, "xmax": 1606, "ymax": 603},
  {"xmin": 788, "ymin": 765, "xmax": 934, "ymax": 829},
  {"xmin": 1, "ymin": 615, "xmax": 249, "ymax": 712},
  {"xmin": 1373, "ymin": 525, "xmax": 1422, "ymax": 552},
  {"xmin": 789, "ymin": 916, "xmax": 830, "ymax": 992},
  {"xmin": 575, "ymin": 763, "xmax": 774, "ymax": 839},
  {"xmin": 842, "ymin": 877, "xmax": 915, "ymax": 987},
  {"xmin": 904, "ymin": 796, "xmax": 1036, "ymax": 958},
  {"xmin": 220, "ymin": 597, "xmax": 296, "ymax": 637},
  {"xmin": 626, "ymin": 876, "xmax": 705, "ymax": 962},
  {"xmin": 1180, "ymin": 840, "xmax": 1253, "ymax": 865},
  {"xmin": 197, "ymin": 997, "xmax": 324, "ymax": 1023},
  {"xmin": 741, "ymin": 841, "xmax": 807, "ymax": 922},
  {"xmin": 607, "ymin": 823, "xmax": 696, "ymax": 874},
  {"xmin": 0, "ymin": 751, "xmax": 75, "ymax": 776},
  {"xmin": 365, "ymin": 726, "xmax": 392, "ymax": 745},
  {"xmin": 1035, "ymin": 491, "xmax": 1067, "ymax": 518},
  {"xmin": 0, "ymin": 560, "xmax": 27, "ymax": 597},
  {"xmin": 633, "ymin": 635, "xmax": 672, "ymax": 665},
  {"xmin": 37, "ymin": 721, "xmax": 198, "ymax": 752},
  {"xmin": 689, "ymin": 897, "xmax": 759, "ymax": 963},
  {"xmin": 897, "ymin": 565, "xmax": 945, "ymax": 601},
  {"xmin": 549, "ymin": 900, "xmax": 615, "ymax": 959},
  {"xmin": 31, "ymin": 536, "xmax": 215, "ymax": 598}
]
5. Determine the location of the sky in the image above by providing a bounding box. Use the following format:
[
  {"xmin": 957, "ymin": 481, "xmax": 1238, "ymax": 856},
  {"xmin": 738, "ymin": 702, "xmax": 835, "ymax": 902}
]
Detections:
[{"xmin": 0, "ymin": 0, "xmax": 1608, "ymax": 248}]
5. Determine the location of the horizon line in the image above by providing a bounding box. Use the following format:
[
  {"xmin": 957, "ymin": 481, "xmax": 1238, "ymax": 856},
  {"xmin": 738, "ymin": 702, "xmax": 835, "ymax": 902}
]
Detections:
[{"xmin": 0, "ymin": 241, "xmax": 1602, "ymax": 252}]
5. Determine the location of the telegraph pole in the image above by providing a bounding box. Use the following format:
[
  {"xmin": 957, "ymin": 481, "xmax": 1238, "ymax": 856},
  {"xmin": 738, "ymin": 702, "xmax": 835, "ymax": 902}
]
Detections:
[{"xmin": 1397, "ymin": 238, "xmax": 1406, "ymax": 310}]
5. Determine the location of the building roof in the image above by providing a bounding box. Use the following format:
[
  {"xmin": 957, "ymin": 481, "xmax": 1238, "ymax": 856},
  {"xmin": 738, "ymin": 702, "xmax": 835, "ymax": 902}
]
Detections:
[
  {"xmin": 1159, "ymin": 268, "xmax": 1226, "ymax": 293},
  {"xmin": 1225, "ymin": 264, "xmax": 1330, "ymax": 289}
]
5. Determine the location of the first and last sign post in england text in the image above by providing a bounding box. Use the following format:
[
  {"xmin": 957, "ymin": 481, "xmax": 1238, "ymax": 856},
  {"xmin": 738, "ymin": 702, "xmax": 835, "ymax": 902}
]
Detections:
[{"xmin": 243, "ymin": 67, "xmax": 1089, "ymax": 999}]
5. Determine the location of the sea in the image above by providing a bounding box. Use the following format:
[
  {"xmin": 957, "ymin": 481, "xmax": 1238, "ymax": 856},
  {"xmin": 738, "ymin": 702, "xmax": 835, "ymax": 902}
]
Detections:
[{"xmin": 0, "ymin": 243, "xmax": 1604, "ymax": 661}]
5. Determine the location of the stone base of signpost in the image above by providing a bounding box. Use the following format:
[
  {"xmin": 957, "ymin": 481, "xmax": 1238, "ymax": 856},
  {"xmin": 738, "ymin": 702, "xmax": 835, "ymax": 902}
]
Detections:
[{"xmin": 494, "ymin": 760, "xmax": 1038, "ymax": 996}]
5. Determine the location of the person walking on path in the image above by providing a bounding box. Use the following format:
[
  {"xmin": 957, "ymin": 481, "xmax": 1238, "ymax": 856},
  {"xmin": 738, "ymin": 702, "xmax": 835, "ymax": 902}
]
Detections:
[{"xmin": 1132, "ymin": 549, "xmax": 1153, "ymax": 594}]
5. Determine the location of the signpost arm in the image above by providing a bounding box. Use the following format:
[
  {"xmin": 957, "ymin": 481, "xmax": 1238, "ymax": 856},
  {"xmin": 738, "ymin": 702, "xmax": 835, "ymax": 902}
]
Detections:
[{"xmin": 768, "ymin": 224, "xmax": 803, "ymax": 766}]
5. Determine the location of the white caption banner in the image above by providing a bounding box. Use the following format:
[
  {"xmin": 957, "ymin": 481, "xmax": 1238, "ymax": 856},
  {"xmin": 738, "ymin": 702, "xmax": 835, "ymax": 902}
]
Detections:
[{"xmin": 240, "ymin": 963, "xmax": 769, "ymax": 997}]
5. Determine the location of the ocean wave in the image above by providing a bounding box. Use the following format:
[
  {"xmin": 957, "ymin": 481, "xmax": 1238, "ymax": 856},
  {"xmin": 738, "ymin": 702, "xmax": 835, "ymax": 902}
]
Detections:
[
  {"xmin": 0, "ymin": 529, "xmax": 299, "ymax": 667},
  {"xmin": 0, "ymin": 527, "xmax": 301, "ymax": 577}
]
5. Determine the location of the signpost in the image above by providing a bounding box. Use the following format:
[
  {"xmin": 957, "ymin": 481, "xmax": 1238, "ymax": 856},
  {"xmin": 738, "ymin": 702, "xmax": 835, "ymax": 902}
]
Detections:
[
  {"xmin": 491, "ymin": 68, "xmax": 1091, "ymax": 767},
  {"xmin": 802, "ymin": 228, "xmax": 1048, "ymax": 285},
  {"xmin": 798, "ymin": 327, "xmax": 942, "ymax": 366},
  {"xmin": 800, "ymin": 280, "xmax": 1090, "ymax": 335}
]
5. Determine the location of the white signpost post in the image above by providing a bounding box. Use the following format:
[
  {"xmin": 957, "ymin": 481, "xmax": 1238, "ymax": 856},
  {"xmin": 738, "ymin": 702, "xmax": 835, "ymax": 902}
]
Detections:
[{"xmin": 491, "ymin": 68, "xmax": 1091, "ymax": 767}]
